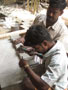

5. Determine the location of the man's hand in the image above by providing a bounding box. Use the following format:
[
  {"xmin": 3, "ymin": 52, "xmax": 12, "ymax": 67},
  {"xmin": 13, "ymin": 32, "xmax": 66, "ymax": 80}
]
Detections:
[
  {"xmin": 14, "ymin": 37, "xmax": 25, "ymax": 44},
  {"xmin": 17, "ymin": 46, "xmax": 35, "ymax": 56},
  {"xmin": 19, "ymin": 58, "xmax": 29, "ymax": 68}
]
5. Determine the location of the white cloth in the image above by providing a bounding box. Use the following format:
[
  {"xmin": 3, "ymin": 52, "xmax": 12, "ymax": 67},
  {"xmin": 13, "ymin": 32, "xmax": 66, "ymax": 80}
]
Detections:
[
  {"xmin": 41, "ymin": 41, "xmax": 68, "ymax": 90},
  {"xmin": 34, "ymin": 55, "xmax": 43, "ymax": 64},
  {"xmin": 0, "ymin": 39, "xmax": 24, "ymax": 88},
  {"xmin": 0, "ymin": 39, "xmax": 34, "ymax": 88},
  {"xmin": 33, "ymin": 13, "xmax": 68, "ymax": 53}
]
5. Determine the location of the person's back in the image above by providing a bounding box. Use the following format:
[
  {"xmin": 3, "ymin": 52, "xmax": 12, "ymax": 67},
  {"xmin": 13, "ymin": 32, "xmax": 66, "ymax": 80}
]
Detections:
[{"xmin": 41, "ymin": 40, "xmax": 68, "ymax": 90}]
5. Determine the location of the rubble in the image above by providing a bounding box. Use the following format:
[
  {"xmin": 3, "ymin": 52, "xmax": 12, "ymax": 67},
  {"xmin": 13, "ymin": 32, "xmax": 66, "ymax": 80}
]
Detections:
[
  {"xmin": 0, "ymin": 5, "xmax": 35, "ymax": 36},
  {"xmin": 0, "ymin": 4, "xmax": 68, "ymax": 38},
  {"xmin": 0, "ymin": 13, "xmax": 6, "ymax": 19}
]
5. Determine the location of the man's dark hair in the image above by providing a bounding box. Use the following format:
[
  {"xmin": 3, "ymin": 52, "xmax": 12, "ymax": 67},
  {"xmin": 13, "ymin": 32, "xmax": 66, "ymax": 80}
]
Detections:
[
  {"xmin": 49, "ymin": 0, "xmax": 67, "ymax": 10},
  {"xmin": 24, "ymin": 25, "xmax": 52, "ymax": 46}
]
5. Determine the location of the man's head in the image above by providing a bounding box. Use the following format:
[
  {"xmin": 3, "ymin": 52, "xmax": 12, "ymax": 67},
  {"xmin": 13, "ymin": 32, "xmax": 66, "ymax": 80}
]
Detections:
[
  {"xmin": 49, "ymin": 0, "xmax": 67, "ymax": 10},
  {"xmin": 24, "ymin": 25, "xmax": 54, "ymax": 54},
  {"xmin": 46, "ymin": 0, "xmax": 67, "ymax": 27}
]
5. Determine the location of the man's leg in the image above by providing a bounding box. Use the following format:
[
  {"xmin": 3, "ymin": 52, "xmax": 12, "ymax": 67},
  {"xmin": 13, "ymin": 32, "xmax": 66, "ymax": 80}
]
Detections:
[
  {"xmin": 0, "ymin": 86, "xmax": 1, "ymax": 90},
  {"xmin": 22, "ymin": 77, "xmax": 35, "ymax": 90},
  {"xmin": 22, "ymin": 63, "xmax": 45, "ymax": 90}
]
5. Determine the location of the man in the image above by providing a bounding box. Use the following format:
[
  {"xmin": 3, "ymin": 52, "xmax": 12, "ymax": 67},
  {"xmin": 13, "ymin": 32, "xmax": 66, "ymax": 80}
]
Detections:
[
  {"xmin": 15, "ymin": 0, "xmax": 68, "ymax": 54},
  {"xmin": 19, "ymin": 25, "xmax": 68, "ymax": 90},
  {"xmin": 33, "ymin": 0, "xmax": 68, "ymax": 53}
]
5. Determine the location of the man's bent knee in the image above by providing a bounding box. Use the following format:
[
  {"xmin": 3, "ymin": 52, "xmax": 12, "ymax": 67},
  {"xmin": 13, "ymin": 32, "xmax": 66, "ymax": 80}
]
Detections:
[{"xmin": 23, "ymin": 77, "xmax": 35, "ymax": 90}]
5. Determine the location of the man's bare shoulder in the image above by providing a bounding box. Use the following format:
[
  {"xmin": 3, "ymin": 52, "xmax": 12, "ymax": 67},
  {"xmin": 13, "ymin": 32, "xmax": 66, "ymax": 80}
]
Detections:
[{"xmin": 33, "ymin": 14, "xmax": 46, "ymax": 25}]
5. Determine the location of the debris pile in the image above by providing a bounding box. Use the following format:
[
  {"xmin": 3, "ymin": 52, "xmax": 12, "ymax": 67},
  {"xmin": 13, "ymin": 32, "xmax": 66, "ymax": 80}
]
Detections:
[
  {"xmin": 0, "ymin": 5, "xmax": 35, "ymax": 35},
  {"xmin": 61, "ymin": 7, "xmax": 68, "ymax": 26}
]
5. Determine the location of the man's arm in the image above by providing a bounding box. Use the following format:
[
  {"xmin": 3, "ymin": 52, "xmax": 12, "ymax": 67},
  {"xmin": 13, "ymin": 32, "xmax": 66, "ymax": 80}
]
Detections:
[
  {"xmin": 19, "ymin": 59, "xmax": 51, "ymax": 90},
  {"xmin": 33, "ymin": 14, "xmax": 46, "ymax": 26}
]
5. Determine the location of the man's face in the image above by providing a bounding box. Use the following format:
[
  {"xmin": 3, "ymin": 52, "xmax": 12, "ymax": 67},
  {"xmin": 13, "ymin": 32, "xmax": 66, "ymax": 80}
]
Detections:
[
  {"xmin": 46, "ymin": 6, "xmax": 63, "ymax": 26},
  {"xmin": 33, "ymin": 42, "xmax": 48, "ymax": 54},
  {"xmin": 33, "ymin": 44, "xmax": 45, "ymax": 54}
]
